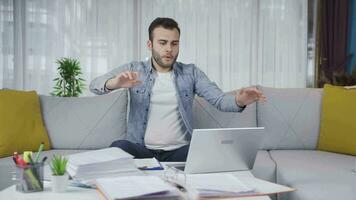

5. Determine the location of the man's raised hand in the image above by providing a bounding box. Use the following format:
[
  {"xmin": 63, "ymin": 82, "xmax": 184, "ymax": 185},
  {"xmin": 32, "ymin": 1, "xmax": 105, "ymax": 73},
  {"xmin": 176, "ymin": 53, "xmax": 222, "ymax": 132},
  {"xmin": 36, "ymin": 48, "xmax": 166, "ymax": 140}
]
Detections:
[
  {"xmin": 106, "ymin": 71, "xmax": 142, "ymax": 90},
  {"xmin": 235, "ymin": 87, "xmax": 267, "ymax": 107}
]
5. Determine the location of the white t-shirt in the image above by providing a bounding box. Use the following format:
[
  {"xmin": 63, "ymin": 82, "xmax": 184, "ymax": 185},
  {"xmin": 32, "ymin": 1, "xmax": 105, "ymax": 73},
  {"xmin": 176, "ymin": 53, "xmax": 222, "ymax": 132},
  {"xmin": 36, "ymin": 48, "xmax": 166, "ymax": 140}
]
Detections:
[{"xmin": 144, "ymin": 71, "xmax": 190, "ymax": 151}]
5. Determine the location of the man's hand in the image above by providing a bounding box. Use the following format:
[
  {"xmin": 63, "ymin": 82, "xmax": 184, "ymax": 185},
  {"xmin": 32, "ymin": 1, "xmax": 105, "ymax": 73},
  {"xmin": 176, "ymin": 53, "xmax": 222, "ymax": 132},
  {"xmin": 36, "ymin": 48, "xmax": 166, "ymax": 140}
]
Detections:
[
  {"xmin": 236, "ymin": 87, "xmax": 267, "ymax": 107},
  {"xmin": 105, "ymin": 71, "xmax": 142, "ymax": 90}
]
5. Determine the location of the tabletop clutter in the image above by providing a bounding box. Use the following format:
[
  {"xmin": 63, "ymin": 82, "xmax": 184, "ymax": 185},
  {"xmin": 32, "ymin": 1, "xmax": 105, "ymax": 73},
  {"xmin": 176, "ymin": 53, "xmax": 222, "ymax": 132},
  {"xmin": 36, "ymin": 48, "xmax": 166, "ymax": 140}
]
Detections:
[{"xmin": 11, "ymin": 147, "xmax": 293, "ymax": 199}]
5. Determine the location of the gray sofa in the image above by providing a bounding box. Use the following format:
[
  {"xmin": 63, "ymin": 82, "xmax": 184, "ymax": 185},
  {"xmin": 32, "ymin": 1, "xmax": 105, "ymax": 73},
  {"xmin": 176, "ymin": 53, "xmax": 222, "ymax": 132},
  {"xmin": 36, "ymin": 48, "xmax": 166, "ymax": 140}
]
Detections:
[
  {"xmin": 1, "ymin": 87, "xmax": 355, "ymax": 200},
  {"xmin": 251, "ymin": 87, "xmax": 356, "ymax": 200}
]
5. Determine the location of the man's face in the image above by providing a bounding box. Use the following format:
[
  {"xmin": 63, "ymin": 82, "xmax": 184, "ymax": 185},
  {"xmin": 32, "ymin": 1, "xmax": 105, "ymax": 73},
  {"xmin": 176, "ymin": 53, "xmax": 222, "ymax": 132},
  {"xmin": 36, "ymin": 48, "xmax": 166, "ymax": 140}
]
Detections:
[{"xmin": 148, "ymin": 27, "xmax": 180, "ymax": 69}]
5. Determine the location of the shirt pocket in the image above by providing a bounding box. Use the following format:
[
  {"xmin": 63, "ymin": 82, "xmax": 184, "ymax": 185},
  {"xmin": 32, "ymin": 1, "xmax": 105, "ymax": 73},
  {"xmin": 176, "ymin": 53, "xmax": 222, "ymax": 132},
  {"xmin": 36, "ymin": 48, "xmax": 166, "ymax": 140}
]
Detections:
[
  {"xmin": 130, "ymin": 86, "xmax": 146, "ymax": 104},
  {"xmin": 132, "ymin": 85, "xmax": 146, "ymax": 94},
  {"xmin": 179, "ymin": 89, "xmax": 193, "ymax": 102}
]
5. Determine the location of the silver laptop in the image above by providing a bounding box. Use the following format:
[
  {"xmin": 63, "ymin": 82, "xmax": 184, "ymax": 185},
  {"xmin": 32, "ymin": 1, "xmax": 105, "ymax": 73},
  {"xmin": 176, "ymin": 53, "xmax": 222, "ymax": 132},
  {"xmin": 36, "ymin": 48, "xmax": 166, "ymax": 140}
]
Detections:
[{"xmin": 169, "ymin": 127, "xmax": 265, "ymax": 174}]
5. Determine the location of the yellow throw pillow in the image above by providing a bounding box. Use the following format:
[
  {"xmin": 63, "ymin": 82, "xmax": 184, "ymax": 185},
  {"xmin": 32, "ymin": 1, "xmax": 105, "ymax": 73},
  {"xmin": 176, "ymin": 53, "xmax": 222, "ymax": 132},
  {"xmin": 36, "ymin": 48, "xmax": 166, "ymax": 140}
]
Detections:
[
  {"xmin": 317, "ymin": 84, "xmax": 356, "ymax": 155},
  {"xmin": 0, "ymin": 90, "xmax": 51, "ymax": 158}
]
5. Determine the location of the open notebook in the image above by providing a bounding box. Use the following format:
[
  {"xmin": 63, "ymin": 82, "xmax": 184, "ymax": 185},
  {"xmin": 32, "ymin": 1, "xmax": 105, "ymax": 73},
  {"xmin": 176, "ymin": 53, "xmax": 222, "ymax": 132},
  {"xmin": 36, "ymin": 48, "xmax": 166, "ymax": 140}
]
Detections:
[
  {"xmin": 96, "ymin": 173, "xmax": 295, "ymax": 200},
  {"xmin": 96, "ymin": 176, "xmax": 181, "ymax": 200},
  {"xmin": 96, "ymin": 174, "xmax": 253, "ymax": 200}
]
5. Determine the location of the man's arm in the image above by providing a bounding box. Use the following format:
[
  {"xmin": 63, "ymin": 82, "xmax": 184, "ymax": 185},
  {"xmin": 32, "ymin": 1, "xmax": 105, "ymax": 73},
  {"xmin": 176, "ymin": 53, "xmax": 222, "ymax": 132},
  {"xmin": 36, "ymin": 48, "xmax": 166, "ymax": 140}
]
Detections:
[
  {"xmin": 193, "ymin": 66, "xmax": 265, "ymax": 112},
  {"xmin": 89, "ymin": 63, "xmax": 141, "ymax": 95}
]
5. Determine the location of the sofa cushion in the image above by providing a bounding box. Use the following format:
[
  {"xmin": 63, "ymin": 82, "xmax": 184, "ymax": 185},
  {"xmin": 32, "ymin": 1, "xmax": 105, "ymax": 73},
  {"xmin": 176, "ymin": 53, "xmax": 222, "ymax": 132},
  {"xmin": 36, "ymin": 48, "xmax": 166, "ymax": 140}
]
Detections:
[
  {"xmin": 193, "ymin": 91, "xmax": 257, "ymax": 129},
  {"xmin": 252, "ymin": 150, "xmax": 276, "ymax": 183},
  {"xmin": 252, "ymin": 150, "xmax": 278, "ymax": 200},
  {"xmin": 0, "ymin": 90, "xmax": 51, "ymax": 158},
  {"xmin": 318, "ymin": 84, "xmax": 356, "ymax": 155},
  {"xmin": 40, "ymin": 89, "xmax": 127, "ymax": 149},
  {"xmin": 270, "ymin": 150, "xmax": 356, "ymax": 200},
  {"xmin": 257, "ymin": 86, "xmax": 323, "ymax": 150}
]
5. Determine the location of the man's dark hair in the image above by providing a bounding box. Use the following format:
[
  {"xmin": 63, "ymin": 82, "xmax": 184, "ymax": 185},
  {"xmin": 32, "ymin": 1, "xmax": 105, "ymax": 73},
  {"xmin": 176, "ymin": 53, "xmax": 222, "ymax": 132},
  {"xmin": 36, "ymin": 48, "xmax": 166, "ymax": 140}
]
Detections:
[{"xmin": 148, "ymin": 17, "xmax": 180, "ymax": 41}]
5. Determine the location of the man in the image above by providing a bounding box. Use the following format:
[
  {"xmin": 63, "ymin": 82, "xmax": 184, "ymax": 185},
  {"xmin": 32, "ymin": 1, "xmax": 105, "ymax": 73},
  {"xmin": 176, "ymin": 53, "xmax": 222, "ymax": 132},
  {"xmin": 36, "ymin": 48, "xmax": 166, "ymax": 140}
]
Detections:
[{"xmin": 90, "ymin": 17, "xmax": 266, "ymax": 162}]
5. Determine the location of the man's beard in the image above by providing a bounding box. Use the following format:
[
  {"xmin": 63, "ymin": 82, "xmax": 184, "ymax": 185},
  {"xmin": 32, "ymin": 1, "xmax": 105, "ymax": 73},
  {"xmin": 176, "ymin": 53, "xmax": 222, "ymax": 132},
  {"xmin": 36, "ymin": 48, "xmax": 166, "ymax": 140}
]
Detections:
[{"xmin": 152, "ymin": 48, "xmax": 178, "ymax": 69}]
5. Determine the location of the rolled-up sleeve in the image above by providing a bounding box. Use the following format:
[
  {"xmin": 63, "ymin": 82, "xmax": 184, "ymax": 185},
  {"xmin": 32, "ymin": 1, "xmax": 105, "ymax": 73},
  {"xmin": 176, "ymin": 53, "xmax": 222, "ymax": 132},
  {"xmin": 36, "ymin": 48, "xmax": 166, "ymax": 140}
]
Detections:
[{"xmin": 89, "ymin": 63, "xmax": 131, "ymax": 95}]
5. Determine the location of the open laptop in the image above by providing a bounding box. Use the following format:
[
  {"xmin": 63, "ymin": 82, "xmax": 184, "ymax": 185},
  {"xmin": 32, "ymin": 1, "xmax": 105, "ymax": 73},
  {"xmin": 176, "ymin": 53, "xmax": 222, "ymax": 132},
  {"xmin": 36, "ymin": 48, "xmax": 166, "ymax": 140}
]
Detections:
[{"xmin": 168, "ymin": 127, "xmax": 265, "ymax": 174}]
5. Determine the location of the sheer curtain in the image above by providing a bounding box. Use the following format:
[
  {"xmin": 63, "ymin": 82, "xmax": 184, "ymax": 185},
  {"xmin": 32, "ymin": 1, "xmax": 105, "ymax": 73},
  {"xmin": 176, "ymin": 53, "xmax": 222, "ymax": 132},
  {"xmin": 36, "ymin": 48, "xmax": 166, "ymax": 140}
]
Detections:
[
  {"xmin": 0, "ymin": 0, "xmax": 309, "ymax": 96},
  {"xmin": 139, "ymin": 0, "xmax": 308, "ymax": 90},
  {"xmin": 0, "ymin": 0, "xmax": 134, "ymax": 95}
]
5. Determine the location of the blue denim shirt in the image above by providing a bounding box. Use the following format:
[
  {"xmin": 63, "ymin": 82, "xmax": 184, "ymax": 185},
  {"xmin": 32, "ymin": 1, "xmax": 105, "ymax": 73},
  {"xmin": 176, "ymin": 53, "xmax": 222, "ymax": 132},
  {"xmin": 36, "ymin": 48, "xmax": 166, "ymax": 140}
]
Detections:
[{"xmin": 90, "ymin": 59, "xmax": 244, "ymax": 145}]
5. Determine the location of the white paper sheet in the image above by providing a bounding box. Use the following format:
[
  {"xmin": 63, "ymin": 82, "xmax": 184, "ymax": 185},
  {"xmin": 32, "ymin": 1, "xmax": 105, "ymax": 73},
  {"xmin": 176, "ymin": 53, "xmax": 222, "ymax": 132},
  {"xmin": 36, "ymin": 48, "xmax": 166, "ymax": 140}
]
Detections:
[{"xmin": 96, "ymin": 176, "xmax": 177, "ymax": 200}]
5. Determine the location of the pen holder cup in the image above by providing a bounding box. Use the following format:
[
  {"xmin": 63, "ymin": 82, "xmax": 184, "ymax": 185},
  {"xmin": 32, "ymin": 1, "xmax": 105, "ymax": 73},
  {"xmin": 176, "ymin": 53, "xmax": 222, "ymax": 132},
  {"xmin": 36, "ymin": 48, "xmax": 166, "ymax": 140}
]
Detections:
[{"xmin": 15, "ymin": 162, "xmax": 44, "ymax": 193}]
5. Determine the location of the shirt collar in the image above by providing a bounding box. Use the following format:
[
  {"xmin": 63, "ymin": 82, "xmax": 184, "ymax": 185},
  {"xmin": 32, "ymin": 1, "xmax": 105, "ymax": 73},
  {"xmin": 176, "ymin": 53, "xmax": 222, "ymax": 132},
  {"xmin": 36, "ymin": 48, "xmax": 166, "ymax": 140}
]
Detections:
[{"xmin": 145, "ymin": 57, "xmax": 178, "ymax": 75}]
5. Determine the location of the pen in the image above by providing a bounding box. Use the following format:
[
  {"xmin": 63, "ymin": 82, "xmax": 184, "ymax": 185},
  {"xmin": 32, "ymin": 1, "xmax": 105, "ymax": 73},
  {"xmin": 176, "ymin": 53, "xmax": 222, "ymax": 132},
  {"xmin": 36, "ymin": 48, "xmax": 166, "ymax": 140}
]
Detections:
[
  {"xmin": 41, "ymin": 156, "xmax": 48, "ymax": 163},
  {"xmin": 28, "ymin": 154, "xmax": 35, "ymax": 165},
  {"xmin": 14, "ymin": 152, "xmax": 26, "ymax": 166},
  {"xmin": 16, "ymin": 156, "xmax": 27, "ymax": 167},
  {"xmin": 23, "ymin": 151, "xmax": 33, "ymax": 164},
  {"xmin": 34, "ymin": 142, "xmax": 44, "ymax": 163},
  {"xmin": 13, "ymin": 152, "xmax": 18, "ymax": 165},
  {"xmin": 12, "ymin": 156, "xmax": 17, "ymax": 165}
]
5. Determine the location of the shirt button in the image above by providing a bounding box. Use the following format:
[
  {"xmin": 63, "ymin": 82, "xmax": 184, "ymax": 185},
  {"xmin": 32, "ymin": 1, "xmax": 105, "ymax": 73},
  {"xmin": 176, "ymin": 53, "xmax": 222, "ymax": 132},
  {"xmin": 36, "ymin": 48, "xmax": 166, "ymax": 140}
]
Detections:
[{"xmin": 145, "ymin": 108, "xmax": 148, "ymax": 111}]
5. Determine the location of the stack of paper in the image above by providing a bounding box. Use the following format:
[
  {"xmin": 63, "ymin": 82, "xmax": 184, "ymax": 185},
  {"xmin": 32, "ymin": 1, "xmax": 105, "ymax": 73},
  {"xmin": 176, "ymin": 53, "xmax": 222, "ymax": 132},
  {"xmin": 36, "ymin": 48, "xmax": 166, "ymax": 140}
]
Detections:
[
  {"xmin": 67, "ymin": 148, "xmax": 141, "ymax": 181},
  {"xmin": 96, "ymin": 176, "xmax": 181, "ymax": 200},
  {"xmin": 186, "ymin": 173, "xmax": 255, "ymax": 197}
]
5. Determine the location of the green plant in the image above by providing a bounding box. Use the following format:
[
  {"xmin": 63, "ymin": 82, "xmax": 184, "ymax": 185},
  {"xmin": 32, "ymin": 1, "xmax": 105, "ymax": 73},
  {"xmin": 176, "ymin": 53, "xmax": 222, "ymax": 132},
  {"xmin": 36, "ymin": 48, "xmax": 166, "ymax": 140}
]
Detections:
[
  {"xmin": 52, "ymin": 58, "xmax": 85, "ymax": 97},
  {"xmin": 50, "ymin": 155, "xmax": 68, "ymax": 176}
]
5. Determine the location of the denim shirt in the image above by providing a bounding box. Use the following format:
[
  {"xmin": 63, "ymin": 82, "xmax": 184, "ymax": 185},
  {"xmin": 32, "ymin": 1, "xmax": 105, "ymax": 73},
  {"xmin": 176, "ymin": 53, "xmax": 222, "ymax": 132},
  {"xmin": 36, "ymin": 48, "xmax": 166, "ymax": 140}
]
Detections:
[{"xmin": 89, "ymin": 59, "xmax": 244, "ymax": 145}]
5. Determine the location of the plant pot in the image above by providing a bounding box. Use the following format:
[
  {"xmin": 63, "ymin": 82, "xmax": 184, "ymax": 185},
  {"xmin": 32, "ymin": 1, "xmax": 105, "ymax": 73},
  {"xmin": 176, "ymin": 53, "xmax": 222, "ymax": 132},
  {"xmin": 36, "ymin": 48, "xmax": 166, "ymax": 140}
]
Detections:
[{"xmin": 51, "ymin": 173, "xmax": 68, "ymax": 192}]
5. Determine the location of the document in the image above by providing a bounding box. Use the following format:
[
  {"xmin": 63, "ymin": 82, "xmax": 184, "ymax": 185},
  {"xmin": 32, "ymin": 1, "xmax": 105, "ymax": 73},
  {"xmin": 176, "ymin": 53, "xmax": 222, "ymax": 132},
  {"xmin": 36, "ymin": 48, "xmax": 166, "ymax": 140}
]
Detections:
[
  {"xmin": 67, "ymin": 148, "xmax": 139, "ymax": 180},
  {"xmin": 95, "ymin": 172, "xmax": 295, "ymax": 199},
  {"xmin": 96, "ymin": 176, "xmax": 180, "ymax": 200},
  {"xmin": 186, "ymin": 173, "xmax": 255, "ymax": 197},
  {"xmin": 68, "ymin": 147, "xmax": 133, "ymax": 167}
]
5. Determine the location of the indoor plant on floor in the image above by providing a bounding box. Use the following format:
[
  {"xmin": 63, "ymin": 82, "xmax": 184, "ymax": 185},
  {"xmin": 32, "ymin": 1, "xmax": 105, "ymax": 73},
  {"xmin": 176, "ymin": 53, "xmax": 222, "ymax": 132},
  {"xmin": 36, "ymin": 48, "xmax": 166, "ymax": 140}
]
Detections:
[{"xmin": 50, "ymin": 154, "xmax": 68, "ymax": 192}]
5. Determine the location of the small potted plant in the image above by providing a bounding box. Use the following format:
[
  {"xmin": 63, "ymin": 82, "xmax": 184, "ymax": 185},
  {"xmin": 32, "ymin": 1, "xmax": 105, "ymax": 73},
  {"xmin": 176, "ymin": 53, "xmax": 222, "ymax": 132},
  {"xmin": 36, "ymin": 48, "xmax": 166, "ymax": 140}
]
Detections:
[{"xmin": 50, "ymin": 154, "xmax": 68, "ymax": 192}]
